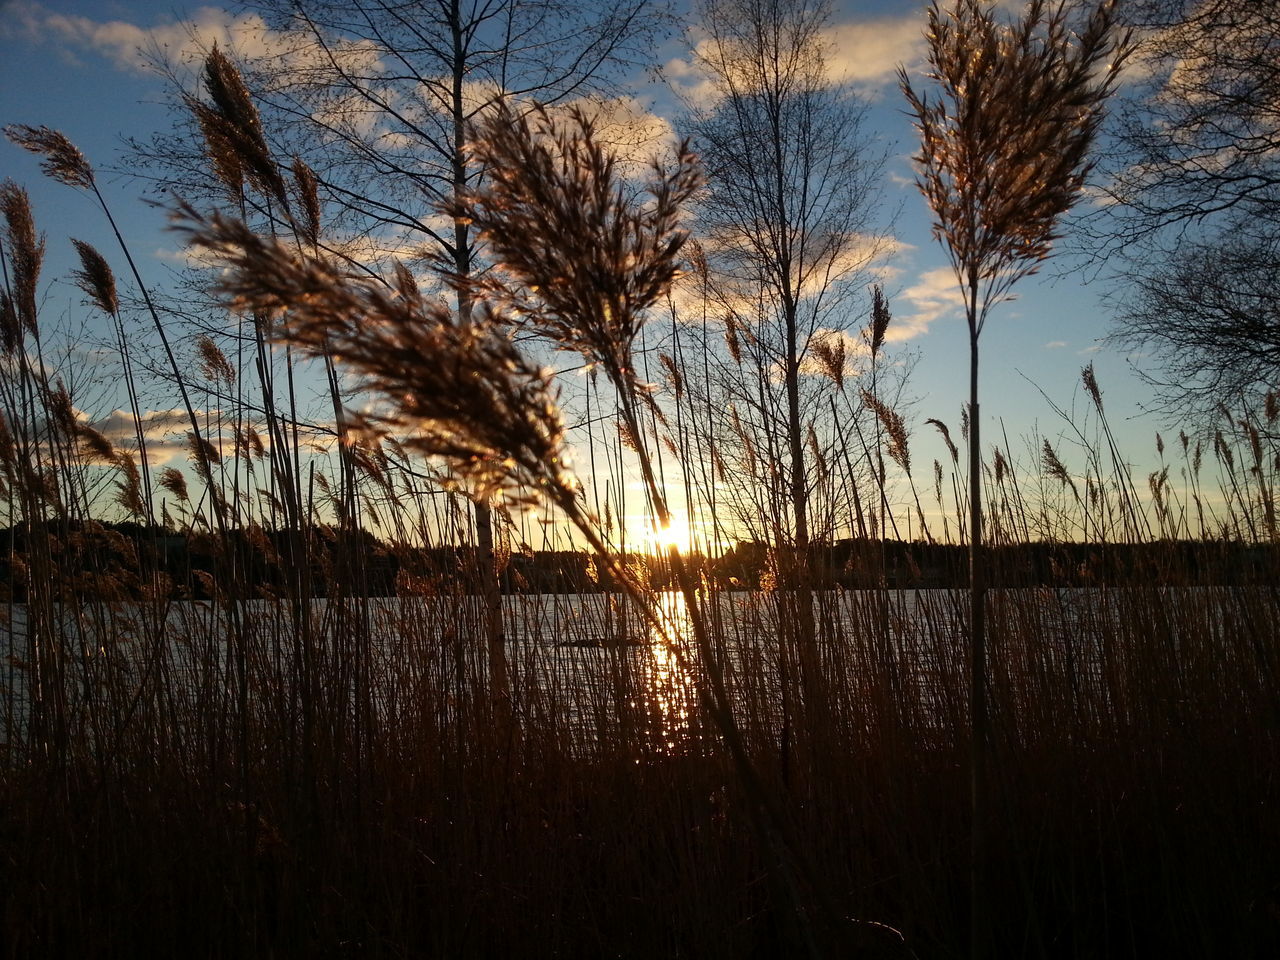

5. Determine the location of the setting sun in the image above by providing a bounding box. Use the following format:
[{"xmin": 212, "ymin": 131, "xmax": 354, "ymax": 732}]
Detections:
[{"xmin": 650, "ymin": 518, "xmax": 694, "ymax": 554}]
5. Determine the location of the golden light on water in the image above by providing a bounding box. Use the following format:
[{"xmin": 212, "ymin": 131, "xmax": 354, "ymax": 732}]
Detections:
[{"xmin": 642, "ymin": 590, "xmax": 697, "ymax": 750}]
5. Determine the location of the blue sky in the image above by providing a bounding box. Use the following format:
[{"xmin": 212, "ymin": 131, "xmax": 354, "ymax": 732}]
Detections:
[{"xmin": 0, "ymin": 0, "xmax": 1171, "ymax": 540}]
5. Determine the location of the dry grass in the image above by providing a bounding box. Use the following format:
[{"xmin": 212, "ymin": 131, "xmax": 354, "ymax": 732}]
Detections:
[
  {"xmin": 902, "ymin": 3, "xmax": 1131, "ymax": 949},
  {"xmin": 0, "ymin": 32, "xmax": 1277, "ymax": 960}
]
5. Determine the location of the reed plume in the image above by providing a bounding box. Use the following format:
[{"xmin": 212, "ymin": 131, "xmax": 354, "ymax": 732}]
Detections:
[
  {"xmin": 0, "ymin": 180, "xmax": 44, "ymax": 341},
  {"xmin": 5, "ymin": 125, "xmax": 228, "ymax": 530},
  {"xmin": 4, "ymin": 125, "xmax": 95, "ymax": 190},
  {"xmin": 1042, "ymin": 438, "xmax": 1080, "ymax": 499},
  {"xmin": 179, "ymin": 208, "xmax": 570, "ymax": 506},
  {"xmin": 926, "ymin": 418, "xmax": 959, "ymax": 463},
  {"xmin": 291, "ymin": 156, "xmax": 322, "ymax": 246},
  {"xmin": 70, "ymin": 240, "xmax": 119, "ymax": 316},
  {"xmin": 901, "ymin": 0, "xmax": 1128, "ymax": 328},
  {"xmin": 455, "ymin": 103, "xmax": 700, "ymax": 394},
  {"xmin": 862, "ymin": 388, "xmax": 910, "ymax": 476},
  {"xmin": 868, "ymin": 284, "xmax": 890, "ymax": 359},
  {"xmin": 186, "ymin": 44, "xmax": 287, "ymax": 207},
  {"xmin": 195, "ymin": 335, "xmax": 237, "ymax": 386},
  {"xmin": 158, "ymin": 466, "xmax": 189, "ymax": 502},
  {"xmin": 811, "ymin": 334, "xmax": 847, "ymax": 391},
  {"xmin": 900, "ymin": 1, "xmax": 1129, "ymax": 951}
]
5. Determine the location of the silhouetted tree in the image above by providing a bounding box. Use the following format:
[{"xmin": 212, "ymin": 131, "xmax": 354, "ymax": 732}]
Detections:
[
  {"xmin": 676, "ymin": 0, "xmax": 889, "ymax": 557},
  {"xmin": 1094, "ymin": 0, "xmax": 1280, "ymax": 423}
]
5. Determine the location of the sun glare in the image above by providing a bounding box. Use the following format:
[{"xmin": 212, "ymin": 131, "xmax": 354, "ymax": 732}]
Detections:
[{"xmin": 650, "ymin": 518, "xmax": 694, "ymax": 554}]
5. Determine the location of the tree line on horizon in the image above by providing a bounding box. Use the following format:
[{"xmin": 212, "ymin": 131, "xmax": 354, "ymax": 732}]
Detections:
[{"xmin": 2, "ymin": 517, "xmax": 1275, "ymax": 602}]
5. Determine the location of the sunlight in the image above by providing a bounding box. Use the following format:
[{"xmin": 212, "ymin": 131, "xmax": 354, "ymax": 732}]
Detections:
[
  {"xmin": 644, "ymin": 590, "xmax": 696, "ymax": 752},
  {"xmin": 649, "ymin": 516, "xmax": 694, "ymax": 554}
]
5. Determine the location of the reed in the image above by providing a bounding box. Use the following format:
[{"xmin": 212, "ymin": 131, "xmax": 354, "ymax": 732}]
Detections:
[
  {"xmin": 0, "ymin": 37, "xmax": 1276, "ymax": 960},
  {"xmin": 901, "ymin": 1, "xmax": 1130, "ymax": 952}
]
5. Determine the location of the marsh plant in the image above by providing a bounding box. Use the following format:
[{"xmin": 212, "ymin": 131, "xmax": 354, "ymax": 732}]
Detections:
[
  {"xmin": 901, "ymin": 0, "xmax": 1130, "ymax": 949},
  {"xmin": 0, "ymin": 10, "xmax": 1276, "ymax": 960}
]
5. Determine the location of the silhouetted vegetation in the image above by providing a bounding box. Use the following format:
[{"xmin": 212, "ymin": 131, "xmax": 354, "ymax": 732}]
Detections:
[{"xmin": 1, "ymin": 3, "xmax": 1278, "ymax": 959}]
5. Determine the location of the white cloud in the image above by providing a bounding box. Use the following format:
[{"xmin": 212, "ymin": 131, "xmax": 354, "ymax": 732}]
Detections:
[
  {"xmin": 659, "ymin": 41, "xmax": 731, "ymax": 111},
  {"xmin": 87, "ymin": 408, "xmax": 348, "ymax": 466},
  {"xmin": 92, "ymin": 407, "xmax": 208, "ymax": 443},
  {"xmin": 824, "ymin": 17, "xmax": 925, "ymax": 93},
  {"xmin": 86, "ymin": 408, "xmax": 231, "ymax": 465},
  {"xmin": 13, "ymin": 2, "xmax": 382, "ymax": 78},
  {"xmin": 1045, "ymin": 340, "xmax": 1067, "ymax": 349},
  {"xmin": 154, "ymin": 244, "xmax": 223, "ymax": 270},
  {"xmin": 893, "ymin": 265, "xmax": 964, "ymax": 342},
  {"xmin": 663, "ymin": 11, "xmax": 923, "ymax": 111}
]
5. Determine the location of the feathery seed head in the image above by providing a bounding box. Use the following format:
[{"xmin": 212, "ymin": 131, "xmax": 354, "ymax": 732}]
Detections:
[
  {"xmin": 456, "ymin": 102, "xmax": 701, "ymax": 394},
  {"xmin": 196, "ymin": 334, "xmax": 237, "ymax": 385},
  {"xmin": 1082, "ymin": 362, "xmax": 1102, "ymax": 409},
  {"xmin": 188, "ymin": 46, "xmax": 287, "ymax": 207},
  {"xmin": 160, "ymin": 466, "xmax": 190, "ymax": 502},
  {"xmin": 179, "ymin": 206, "xmax": 572, "ymax": 506},
  {"xmin": 863, "ymin": 388, "xmax": 911, "ymax": 475},
  {"xmin": 658, "ymin": 352, "xmax": 684, "ymax": 399},
  {"xmin": 77, "ymin": 423, "xmax": 117, "ymax": 464},
  {"xmin": 1, "ymin": 180, "xmax": 44, "ymax": 343},
  {"xmin": 115, "ymin": 454, "xmax": 147, "ymax": 518},
  {"xmin": 1042, "ymin": 439, "xmax": 1069, "ymax": 483},
  {"xmin": 5, "ymin": 125, "xmax": 96, "ymax": 189},
  {"xmin": 926, "ymin": 417, "xmax": 959, "ymax": 463},
  {"xmin": 1041, "ymin": 438, "xmax": 1081, "ymax": 502},
  {"xmin": 292, "ymin": 156, "xmax": 322, "ymax": 245},
  {"xmin": 0, "ymin": 293, "xmax": 19, "ymax": 359},
  {"xmin": 70, "ymin": 240, "xmax": 119, "ymax": 316},
  {"xmin": 901, "ymin": 0, "xmax": 1129, "ymax": 336},
  {"xmin": 869, "ymin": 285, "xmax": 891, "ymax": 358},
  {"xmin": 811, "ymin": 332, "xmax": 847, "ymax": 390},
  {"xmin": 723, "ymin": 314, "xmax": 743, "ymax": 365}
]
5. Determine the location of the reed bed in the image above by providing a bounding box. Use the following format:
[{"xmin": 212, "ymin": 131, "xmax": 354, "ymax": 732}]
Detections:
[
  {"xmin": 3, "ymin": 523, "xmax": 1276, "ymax": 958},
  {"xmin": 2, "ymin": 53, "xmax": 1278, "ymax": 960}
]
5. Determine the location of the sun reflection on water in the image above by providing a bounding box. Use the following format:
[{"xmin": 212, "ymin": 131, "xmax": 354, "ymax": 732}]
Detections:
[{"xmin": 641, "ymin": 590, "xmax": 698, "ymax": 752}]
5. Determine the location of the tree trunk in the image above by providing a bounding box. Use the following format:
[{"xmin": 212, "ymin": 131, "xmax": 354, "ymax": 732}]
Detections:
[{"xmin": 450, "ymin": 1, "xmax": 507, "ymax": 710}]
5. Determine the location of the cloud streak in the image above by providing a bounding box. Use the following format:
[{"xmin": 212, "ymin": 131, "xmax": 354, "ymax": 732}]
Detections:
[
  {"xmin": 8, "ymin": 1, "xmax": 380, "ymax": 77},
  {"xmin": 891, "ymin": 266, "xmax": 965, "ymax": 342},
  {"xmin": 825, "ymin": 17, "xmax": 927, "ymax": 93},
  {"xmin": 664, "ymin": 10, "xmax": 925, "ymax": 109}
]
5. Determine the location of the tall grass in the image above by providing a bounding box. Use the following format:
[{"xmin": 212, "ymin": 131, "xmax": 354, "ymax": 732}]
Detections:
[
  {"xmin": 2, "ymin": 46, "xmax": 1278, "ymax": 960},
  {"xmin": 901, "ymin": 1, "xmax": 1129, "ymax": 952}
]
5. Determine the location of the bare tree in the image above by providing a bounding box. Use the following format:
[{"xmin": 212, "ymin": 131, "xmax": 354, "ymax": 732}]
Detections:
[
  {"xmin": 1092, "ymin": 0, "xmax": 1280, "ymax": 422},
  {"xmin": 1111, "ymin": 228, "xmax": 1280, "ymax": 422},
  {"xmin": 675, "ymin": 0, "xmax": 889, "ymax": 556}
]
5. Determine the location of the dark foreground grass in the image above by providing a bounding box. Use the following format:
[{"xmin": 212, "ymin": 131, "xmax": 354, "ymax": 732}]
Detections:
[
  {"xmin": 3, "ymin": 41, "xmax": 1278, "ymax": 957},
  {"xmin": 3, "ymin": 567, "xmax": 1277, "ymax": 959}
]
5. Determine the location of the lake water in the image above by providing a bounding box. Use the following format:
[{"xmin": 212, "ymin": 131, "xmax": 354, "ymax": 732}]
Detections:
[{"xmin": 3, "ymin": 586, "xmax": 1268, "ymax": 753}]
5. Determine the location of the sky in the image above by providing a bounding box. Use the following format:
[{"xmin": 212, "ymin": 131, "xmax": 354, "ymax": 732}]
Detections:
[{"xmin": 0, "ymin": 0, "xmax": 1173, "ymax": 543}]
